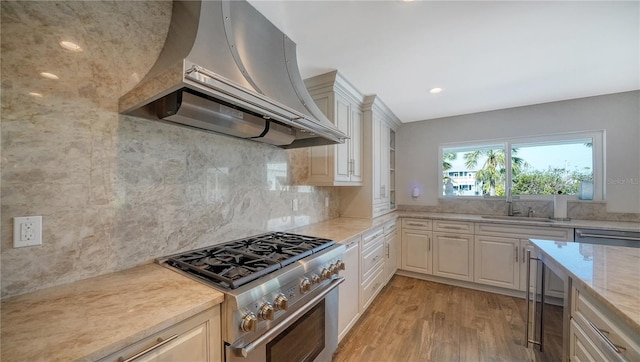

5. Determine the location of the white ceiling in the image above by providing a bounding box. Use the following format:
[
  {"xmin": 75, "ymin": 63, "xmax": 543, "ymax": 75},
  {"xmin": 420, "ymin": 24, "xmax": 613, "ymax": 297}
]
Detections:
[{"xmin": 248, "ymin": 0, "xmax": 639, "ymax": 123}]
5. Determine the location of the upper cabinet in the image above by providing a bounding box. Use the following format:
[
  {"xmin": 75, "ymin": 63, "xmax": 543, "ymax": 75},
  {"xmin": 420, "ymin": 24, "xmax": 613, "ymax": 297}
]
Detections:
[
  {"xmin": 305, "ymin": 71, "xmax": 364, "ymax": 186},
  {"xmin": 341, "ymin": 95, "xmax": 402, "ymax": 218}
]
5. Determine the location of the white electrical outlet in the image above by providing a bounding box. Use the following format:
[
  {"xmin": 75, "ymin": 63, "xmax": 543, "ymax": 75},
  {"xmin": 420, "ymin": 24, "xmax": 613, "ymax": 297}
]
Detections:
[
  {"xmin": 14, "ymin": 216, "xmax": 42, "ymax": 248},
  {"xmin": 292, "ymin": 198, "xmax": 298, "ymax": 212}
]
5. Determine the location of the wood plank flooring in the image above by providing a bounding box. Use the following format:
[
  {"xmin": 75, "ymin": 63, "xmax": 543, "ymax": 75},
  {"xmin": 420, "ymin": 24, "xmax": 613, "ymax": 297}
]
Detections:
[{"xmin": 333, "ymin": 275, "xmax": 559, "ymax": 362}]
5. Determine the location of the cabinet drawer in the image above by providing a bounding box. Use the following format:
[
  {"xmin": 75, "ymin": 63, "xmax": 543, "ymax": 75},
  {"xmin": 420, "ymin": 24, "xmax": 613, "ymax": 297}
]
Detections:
[
  {"xmin": 570, "ymin": 319, "xmax": 613, "ymax": 362},
  {"xmin": 433, "ymin": 220, "xmax": 474, "ymax": 234},
  {"xmin": 362, "ymin": 226, "xmax": 384, "ymax": 249},
  {"xmin": 475, "ymin": 223, "xmax": 573, "ymax": 241},
  {"xmin": 402, "ymin": 218, "xmax": 432, "ymax": 231},
  {"xmin": 572, "ymin": 287, "xmax": 640, "ymax": 361},
  {"xmin": 361, "ymin": 239, "xmax": 384, "ymax": 281},
  {"xmin": 99, "ymin": 307, "xmax": 220, "ymax": 362},
  {"xmin": 360, "ymin": 263, "xmax": 385, "ymax": 311},
  {"xmin": 383, "ymin": 219, "xmax": 398, "ymax": 236}
]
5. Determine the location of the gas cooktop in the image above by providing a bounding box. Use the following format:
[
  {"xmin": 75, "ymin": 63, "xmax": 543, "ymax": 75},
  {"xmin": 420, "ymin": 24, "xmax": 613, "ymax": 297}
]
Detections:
[{"xmin": 161, "ymin": 232, "xmax": 334, "ymax": 289}]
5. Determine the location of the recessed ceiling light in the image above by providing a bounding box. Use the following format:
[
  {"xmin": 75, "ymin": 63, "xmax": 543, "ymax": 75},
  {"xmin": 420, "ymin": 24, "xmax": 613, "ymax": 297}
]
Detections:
[
  {"xmin": 40, "ymin": 72, "xmax": 59, "ymax": 80},
  {"xmin": 429, "ymin": 87, "xmax": 443, "ymax": 94},
  {"xmin": 29, "ymin": 92, "xmax": 43, "ymax": 98},
  {"xmin": 59, "ymin": 41, "xmax": 82, "ymax": 52}
]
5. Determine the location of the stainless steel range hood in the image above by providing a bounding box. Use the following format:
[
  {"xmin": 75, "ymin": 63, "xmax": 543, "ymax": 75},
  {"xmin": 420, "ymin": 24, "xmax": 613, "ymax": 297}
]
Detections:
[{"xmin": 119, "ymin": 0, "xmax": 347, "ymax": 148}]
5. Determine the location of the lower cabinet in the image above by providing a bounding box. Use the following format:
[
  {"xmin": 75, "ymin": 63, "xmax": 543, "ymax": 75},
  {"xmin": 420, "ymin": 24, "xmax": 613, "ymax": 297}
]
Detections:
[
  {"xmin": 401, "ymin": 228, "xmax": 432, "ymax": 274},
  {"xmin": 432, "ymin": 220, "xmax": 474, "ymax": 282},
  {"xmin": 400, "ymin": 217, "xmax": 433, "ymax": 274},
  {"xmin": 570, "ymin": 285, "xmax": 640, "ymax": 361},
  {"xmin": 383, "ymin": 220, "xmax": 398, "ymax": 283},
  {"xmin": 474, "ymin": 235, "xmax": 524, "ymax": 290},
  {"xmin": 338, "ymin": 235, "xmax": 361, "ymax": 342},
  {"xmin": 360, "ymin": 226, "xmax": 386, "ymax": 311},
  {"xmin": 433, "ymin": 232, "xmax": 474, "ymax": 282},
  {"xmin": 99, "ymin": 306, "xmax": 221, "ymax": 362}
]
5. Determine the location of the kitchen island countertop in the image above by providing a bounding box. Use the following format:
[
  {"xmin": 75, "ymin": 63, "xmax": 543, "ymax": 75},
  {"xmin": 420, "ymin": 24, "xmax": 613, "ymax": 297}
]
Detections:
[
  {"xmin": 530, "ymin": 239, "xmax": 640, "ymax": 333},
  {"xmin": 1, "ymin": 263, "xmax": 224, "ymax": 362}
]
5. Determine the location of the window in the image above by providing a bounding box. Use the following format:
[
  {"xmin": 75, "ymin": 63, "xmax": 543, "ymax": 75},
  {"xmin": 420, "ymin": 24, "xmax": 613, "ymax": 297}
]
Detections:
[{"xmin": 440, "ymin": 131, "xmax": 603, "ymax": 199}]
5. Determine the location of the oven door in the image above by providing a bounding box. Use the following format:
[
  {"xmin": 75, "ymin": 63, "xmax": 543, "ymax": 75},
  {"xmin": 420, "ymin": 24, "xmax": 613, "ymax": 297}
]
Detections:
[{"xmin": 225, "ymin": 277, "xmax": 343, "ymax": 362}]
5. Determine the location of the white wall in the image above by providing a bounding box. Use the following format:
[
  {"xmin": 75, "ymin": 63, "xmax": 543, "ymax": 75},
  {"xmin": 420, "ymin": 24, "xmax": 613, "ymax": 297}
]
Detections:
[{"xmin": 397, "ymin": 91, "xmax": 640, "ymax": 213}]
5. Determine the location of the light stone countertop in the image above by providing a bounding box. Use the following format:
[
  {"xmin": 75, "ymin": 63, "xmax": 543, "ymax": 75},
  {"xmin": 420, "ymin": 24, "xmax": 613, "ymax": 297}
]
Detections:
[
  {"xmin": 288, "ymin": 213, "xmax": 398, "ymax": 243},
  {"xmin": 530, "ymin": 239, "xmax": 640, "ymax": 333},
  {"xmin": 397, "ymin": 211, "xmax": 640, "ymax": 232},
  {"xmin": 1, "ymin": 263, "xmax": 224, "ymax": 362}
]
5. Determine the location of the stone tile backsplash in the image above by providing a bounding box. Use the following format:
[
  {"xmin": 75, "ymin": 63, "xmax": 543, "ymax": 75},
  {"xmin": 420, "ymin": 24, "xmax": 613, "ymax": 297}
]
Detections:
[
  {"xmin": 399, "ymin": 198, "xmax": 640, "ymax": 222},
  {"xmin": 0, "ymin": 2, "xmax": 337, "ymax": 298}
]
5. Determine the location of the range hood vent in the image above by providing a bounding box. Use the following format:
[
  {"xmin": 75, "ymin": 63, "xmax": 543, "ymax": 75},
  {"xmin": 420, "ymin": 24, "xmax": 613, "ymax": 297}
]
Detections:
[{"xmin": 119, "ymin": 0, "xmax": 347, "ymax": 148}]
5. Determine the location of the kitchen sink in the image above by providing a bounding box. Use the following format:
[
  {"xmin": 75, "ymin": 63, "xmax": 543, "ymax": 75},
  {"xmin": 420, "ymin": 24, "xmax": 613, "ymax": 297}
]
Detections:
[{"xmin": 480, "ymin": 215, "xmax": 555, "ymax": 223}]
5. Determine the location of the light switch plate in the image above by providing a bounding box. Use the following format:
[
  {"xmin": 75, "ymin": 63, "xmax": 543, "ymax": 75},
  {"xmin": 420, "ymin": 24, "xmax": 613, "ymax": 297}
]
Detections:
[{"xmin": 13, "ymin": 216, "xmax": 42, "ymax": 248}]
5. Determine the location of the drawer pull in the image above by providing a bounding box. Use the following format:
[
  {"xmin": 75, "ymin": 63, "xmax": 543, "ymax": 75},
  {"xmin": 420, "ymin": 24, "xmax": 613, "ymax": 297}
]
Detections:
[
  {"xmin": 439, "ymin": 226, "xmax": 464, "ymax": 230},
  {"xmin": 587, "ymin": 320, "xmax": 626, "ymax": 354},
  {"xmin": 406, "ymin": 222, "xmax": 426, "ymax": 227},
  {"xmin": 119, "ymin": 334, "xmax": 179, "ymax": 362}
]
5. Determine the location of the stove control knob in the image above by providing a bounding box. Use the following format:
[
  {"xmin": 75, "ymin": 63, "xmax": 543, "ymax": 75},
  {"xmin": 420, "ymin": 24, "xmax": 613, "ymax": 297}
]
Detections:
[
  {"xmin": 337, "ymin": 260, "xmax": 346, "ymax": 271},
  {"xmin": 321, "ymin": 268, "xmax": 331, "ymax": 280},
  {"xmin": 300, "ymin": 277, "xmax": 311, "ymax": 293},
  {"xmin": 258, "ymin": 302, "xmax": 275, "ymax": 321},
  {"xmin": 274, "ymin": 294, "xmax": 289, "ymax": 311},
  {"xmin": 311, "ymin": 274, "xmax": 321, "ymax": 284},
  {"xmin": 329, "ymin": 264, "xmax": 339, "ymax": 275},
  {"xmin": 240, "ymin": 313, "xmax": 257, "ymax": 332}
]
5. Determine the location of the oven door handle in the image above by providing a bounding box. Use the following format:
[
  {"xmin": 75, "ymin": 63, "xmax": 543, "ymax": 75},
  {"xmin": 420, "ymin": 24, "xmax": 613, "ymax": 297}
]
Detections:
[{"xmin": 233, "ymin": 277, "xmax": 345, "ymax": 358}]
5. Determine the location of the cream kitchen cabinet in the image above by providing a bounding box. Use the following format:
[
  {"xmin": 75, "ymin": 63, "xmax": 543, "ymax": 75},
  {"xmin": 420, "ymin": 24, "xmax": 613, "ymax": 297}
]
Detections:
[
  {"xmin": 474, "ymin": 235, "xmax": 524, "ymax": 290},
  {"xmin": 570, "ymin": 285, "xmax": 640, "ymax": 362},
  {"xmin": 99, "ymin": 307, "xmax": 221, "ymax": 362},
  {"xmin": 432, "ymin": 220, "xmax": 474, "ymax": 282},
  {"xmin": 383, "ymin": 218, "xmax": 399, "ymax": 283},
  {"xmin": 305, "ymin": 71, "xmax": 364, "ymax": 186},
  {"xmin": 400, "ymin": 218, "xmax": 433, "ymax": 274},
  {"xmin": 474, "ymin": 223, "xmax": 573, "ymax": 291},
  {"xmin": 338, "ymin": 235, "xmax": 361, "ymax": 342},
  {"xmin": 340, "ymin": 95, "xmax": 401, "ymax": 218},
  {"xmin": 360, "ymin": 226, "xmax": 386, "ymax": 311}
]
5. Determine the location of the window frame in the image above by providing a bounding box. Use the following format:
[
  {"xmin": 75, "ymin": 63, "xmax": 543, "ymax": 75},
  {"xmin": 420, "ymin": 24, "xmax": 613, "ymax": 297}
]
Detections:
[{"xmin": 438, "ymin": 130, "xmax": 604, "ymax": 201}]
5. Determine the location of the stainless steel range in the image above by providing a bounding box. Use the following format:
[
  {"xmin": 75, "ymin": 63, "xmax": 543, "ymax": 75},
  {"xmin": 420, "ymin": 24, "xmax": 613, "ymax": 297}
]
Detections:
[{"xmin": 157, "ymin": 232, "xmax": 346, "ymax": 362}]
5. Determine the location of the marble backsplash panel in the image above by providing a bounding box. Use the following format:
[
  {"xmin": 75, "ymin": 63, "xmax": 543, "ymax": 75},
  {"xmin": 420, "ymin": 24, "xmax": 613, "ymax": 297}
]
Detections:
[
  {"xmin": 399, "ymin": 198, "xmax": 640, "ymax": 222},
  {"xmin": 0, "ymin": 1, "xmax": 336, "ymax": 298}
]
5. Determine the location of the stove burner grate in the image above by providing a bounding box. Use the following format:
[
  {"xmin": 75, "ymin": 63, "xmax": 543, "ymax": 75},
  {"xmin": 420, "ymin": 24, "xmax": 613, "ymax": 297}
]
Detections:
[{"xmin": 163, "ymin": 232, "xmax": 334, "ymax": 289}]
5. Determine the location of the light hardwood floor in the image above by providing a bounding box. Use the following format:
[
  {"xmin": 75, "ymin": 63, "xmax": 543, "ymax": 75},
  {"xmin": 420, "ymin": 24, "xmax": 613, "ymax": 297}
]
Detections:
[{"xmin": 333, "ymin": 275, "xmax": 560, "ymax": 362}]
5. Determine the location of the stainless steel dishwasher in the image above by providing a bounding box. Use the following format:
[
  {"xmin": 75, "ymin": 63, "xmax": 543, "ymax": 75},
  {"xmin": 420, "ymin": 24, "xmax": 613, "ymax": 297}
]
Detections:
[{"xmin": 574, "ymin": 228, "xmax": 640, "ymax": 248}]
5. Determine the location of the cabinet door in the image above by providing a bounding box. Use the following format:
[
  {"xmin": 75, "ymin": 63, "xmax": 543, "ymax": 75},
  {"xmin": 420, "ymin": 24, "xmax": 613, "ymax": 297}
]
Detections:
[
  {"xmin": 384, "ymin": 231, "xmax": 398, "ymax": 282},
  {"xmin": 401, "ymin": 229, "xmax": 432, "ymax": 274},
  {"xmin": 379, "ymin": 121, "xmax": 390, "ymax": 203},
  {"xmin": 433, "ymin": 232, "xmax": 474, "ymax": 282},
  {"xmin": 350, "ymin": 107, "xmax": 363, "ymax": 182},
  {"xmin": 474, "ymin": 235, "xmax": 519, "ymax": 290},
  {"xmin": 372, "ymin": 116, "xmax": 383, "ymax": 204},
  {"xmin": 338, "ymin": 240, "xmax": 360, "ymax": 342},
  {"xmin": 334, "ymin": 95, "xmax": 351, "ymax": 183}
]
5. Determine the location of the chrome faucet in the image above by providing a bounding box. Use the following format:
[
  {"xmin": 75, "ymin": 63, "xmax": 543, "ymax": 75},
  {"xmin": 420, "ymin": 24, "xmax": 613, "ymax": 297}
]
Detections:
[{"xmin": 506, "ymin": 188, "xmax": 520, "ymax": 216}]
